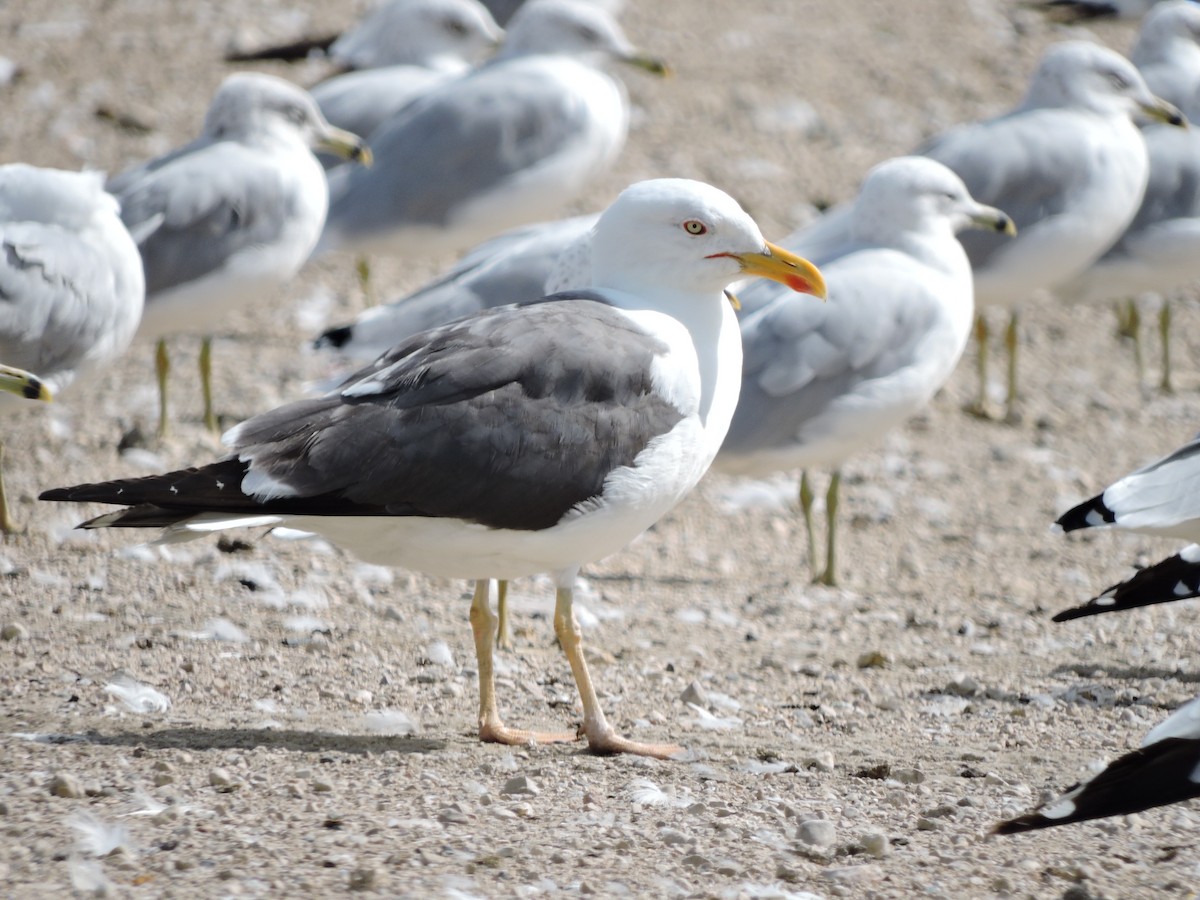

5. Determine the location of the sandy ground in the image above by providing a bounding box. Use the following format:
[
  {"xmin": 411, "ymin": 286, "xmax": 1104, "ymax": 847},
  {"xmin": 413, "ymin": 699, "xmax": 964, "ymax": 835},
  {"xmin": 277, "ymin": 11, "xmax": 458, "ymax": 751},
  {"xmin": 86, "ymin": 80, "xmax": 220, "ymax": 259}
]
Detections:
[{"xmin": 3, "ymin": 0, "xmax": 1200, "ymax": 897}]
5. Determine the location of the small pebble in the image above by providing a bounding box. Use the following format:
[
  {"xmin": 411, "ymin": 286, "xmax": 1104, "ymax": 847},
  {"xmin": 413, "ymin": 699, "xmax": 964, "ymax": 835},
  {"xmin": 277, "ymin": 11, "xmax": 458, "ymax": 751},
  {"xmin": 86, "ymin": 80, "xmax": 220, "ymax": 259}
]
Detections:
[
  {"xmin": 796, "ymin": 819, "xmax": 836, "ymax": 849},
  {"xmin": 48, "ymin": 773, "xmax": 85, "ymax": 799},
  {"xmin": 679, "ymin": 680, "xmax": 708, "ymax": 706},
  {"xmin": 860, "ymin": 832, "xmax": 889, "ymax": 858},
  {"xmin": 501, "ymin": 775, "xmax": 539, "ymax": 796},
  {"xmin": 0, "ymin": 622, "xmax": 28, "ymax": 641},
  {"xmin": 891, "ymin": 767, "xmax": 925, "ymax": 784},
  {"xmin": 208, "ymin": 768, "xmax": 240, "ymax": 792},
  {"xmin": 348, "ymin": 867, "xmax": 378, "ymax": 891}
]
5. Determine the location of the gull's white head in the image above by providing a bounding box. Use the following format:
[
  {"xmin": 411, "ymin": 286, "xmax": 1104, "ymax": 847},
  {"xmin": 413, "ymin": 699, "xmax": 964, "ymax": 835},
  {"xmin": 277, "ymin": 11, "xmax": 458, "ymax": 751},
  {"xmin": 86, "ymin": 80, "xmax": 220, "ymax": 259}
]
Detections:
[
  {"xmin": 852, "ymin": 157, "xmax": 1015, "ymax": 244},
  {"xmin": 1133, "ymin": 1, "xmax": 1200, "ymax": 66},
  {"xmin": 330, "ymin": 0, "xmax": 503, "ymax": 72},
  {"xmin": 203, "ymin": 73, "xmax": 370, "ymax": 164},
  {"xmin": 589, "ymin": 178, "xmax": 826, "ymax": 301},
  {"xmin": 501, "ymin": 0, "xmax": 668, "ymax": 74},
  {"xmin": 1023, "ymin": 41, "xmax": 1184, "ymax": 125}
]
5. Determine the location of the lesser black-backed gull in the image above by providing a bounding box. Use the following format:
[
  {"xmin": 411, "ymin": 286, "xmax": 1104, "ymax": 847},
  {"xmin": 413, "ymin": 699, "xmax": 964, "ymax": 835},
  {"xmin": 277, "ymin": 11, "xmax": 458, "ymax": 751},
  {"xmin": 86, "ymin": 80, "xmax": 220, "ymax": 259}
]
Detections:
[
  {"xmin": 108, "ymin": 73, "xmax": 369, "ymax": 436},
  {"xmin": 41, "ymin": 178, "xmax": 827, "ymax": 758}
]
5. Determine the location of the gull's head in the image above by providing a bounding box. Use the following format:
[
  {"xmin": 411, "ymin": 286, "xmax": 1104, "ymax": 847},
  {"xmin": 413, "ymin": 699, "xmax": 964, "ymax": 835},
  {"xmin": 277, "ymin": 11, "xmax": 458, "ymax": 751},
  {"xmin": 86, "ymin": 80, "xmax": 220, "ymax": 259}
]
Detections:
[
  {"xmin": 1025, "ymin": 41, "xmax": 1185, "ymax": 127},
  {"xmin": 502, "ymin": 0, "xmax": 669, "ymax": 75},
  {"xmin": 1133, "ymin": 1, "xmax": 1200, "ymax": 66},
  {"xmin": 204, "ymin": 73, "xmax": 371, "ymax": 165},
  {"xmin": 330, "ymin": 0, "xmax": 503, "ymax": 72},
  {"xmin": 853, "ymin": 157, "xmax": 1015, "ymax": 242},
  {"xmin": 590, "ymin": 178, "xmax": 826, "ymax": 302}
]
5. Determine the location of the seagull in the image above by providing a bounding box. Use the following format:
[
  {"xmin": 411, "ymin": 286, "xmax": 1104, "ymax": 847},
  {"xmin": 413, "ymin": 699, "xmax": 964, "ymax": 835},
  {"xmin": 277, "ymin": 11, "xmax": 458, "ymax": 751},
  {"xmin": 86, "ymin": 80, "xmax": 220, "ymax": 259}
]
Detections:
[
  {"xmin": 995, "ymin": 695, "xmax": 1200, "ymax": 833},
  {"xmin": 917, "ymin": 41, "xmax": 1184, "ymax": 420},
  {"xmin": 315, "ymin": 0, "xmax": 668, "ymax": 260},
  {"xmin": 0, "ymin": 164, "xmax": 145, "ymax": 532},
  {"xmin": 1056, "ymin": 1, "xmax": 1200, "ymax": 392},
  {"xmin": 40, "ymin": 178, "xmax": 827, "ymax": 759},
  {"xmin": 713, "ymin": 157, "xmax": 1014, "ymax": 586},
  {"xmin": 226, "ymin": 0, "xmax": 503, "ymax": 70},
  {"xmin": 1053, "ymin": 430, "xmax": 1200, "ymax": 619},
  {"xmin": 109, "ymin": 72, "xmax": 370, "ymax": 437},
  {"xmin": 307, "ymin": 0, "xmax": 504, "ymax": 156},
  {"xmin": 314, "ymin": 213, "xmax": 598, "ymax": 360}
]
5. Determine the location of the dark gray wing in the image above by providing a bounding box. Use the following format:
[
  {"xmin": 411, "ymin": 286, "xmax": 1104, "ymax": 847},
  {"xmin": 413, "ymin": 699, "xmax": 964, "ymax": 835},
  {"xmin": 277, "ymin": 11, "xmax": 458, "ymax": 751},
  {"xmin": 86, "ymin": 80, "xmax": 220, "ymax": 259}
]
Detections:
[
  {"xmin": 722, "ymin": 250, "xmax": 942, "ymax": 455},
  {"xmin": 324, "ymin": 63, "xmax": 595, "ymax": 239},
  {"xmin": 43, "ymin": 298, "xmax": 684, "ymax": 532},
  {"xmin": 920, "ymin": 110, "xmax": 1086, "ymax": 270},
  {"xmin": 112, "ymin": 143, "xmax": 298, "ymax": 295}
]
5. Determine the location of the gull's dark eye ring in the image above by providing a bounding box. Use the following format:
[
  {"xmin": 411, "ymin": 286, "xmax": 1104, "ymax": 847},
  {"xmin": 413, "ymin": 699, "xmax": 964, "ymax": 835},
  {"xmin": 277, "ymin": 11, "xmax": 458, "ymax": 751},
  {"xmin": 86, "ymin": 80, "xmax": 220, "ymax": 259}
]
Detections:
[{"xmin": 683, "ymin": 220, "xmax": 707, "ymax": 235}]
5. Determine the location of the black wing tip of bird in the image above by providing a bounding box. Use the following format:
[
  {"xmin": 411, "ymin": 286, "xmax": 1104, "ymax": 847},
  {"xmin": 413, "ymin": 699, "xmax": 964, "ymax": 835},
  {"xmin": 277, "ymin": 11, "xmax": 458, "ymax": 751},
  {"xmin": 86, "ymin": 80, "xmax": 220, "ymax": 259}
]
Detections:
[
  {"xmin": 314, "ymin": 324, "xmax": 354, "ymax": 350},
  {"xmin": 223, "ymin": 34, "xmax": 339, "ymax": 64},
  {"xmin": 991, "ymin": 815, "xmax": 1048, "ymax": 836},
  {"xmin": 1051, "ymin": 605, "xmax": 1094, "ymax": 622},
  {"xmin": 1055, "ymin": 496, "xmax": 1114, "ymax": 533}
]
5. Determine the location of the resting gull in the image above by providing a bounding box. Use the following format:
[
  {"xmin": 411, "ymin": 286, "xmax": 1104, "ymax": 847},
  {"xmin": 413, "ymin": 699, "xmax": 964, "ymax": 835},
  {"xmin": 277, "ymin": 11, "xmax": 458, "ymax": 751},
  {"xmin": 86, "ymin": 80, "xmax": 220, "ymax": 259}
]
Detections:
[
  {"xmin": 713, "ymin": 157, "xmax": 1014, "ymax": 585},
  {"xmin": 109, "ymin": 73, "xmax": 369, "ymax": 436},
  {"xmin": 918, "ymin": 41, "xmax": 1184, "ymax": 420},
  {"xmin": 1056, "ymin": 1, "xmax": 1200, "ymax": 392},
  {"xmin": 995, "ymin": 695, "xmax": 1200, "ymax": 833},
  {"xmin": 315, "ymin": 0, "xmax": 667, "ymax": 259},
  {"xmin": 1053, "ymin": 429, "xmax": 1200, "ymax": 619},
  {"xmin": 226, "ymin": 0, "xmax": 502, "ymax": 69},
  {"xmin": 0, "ymin": 164, "xmax": 145, "ymax": 532},
  {"xmin": 41, "ymin": 178, "xmax": 827, "ymax": 758}
]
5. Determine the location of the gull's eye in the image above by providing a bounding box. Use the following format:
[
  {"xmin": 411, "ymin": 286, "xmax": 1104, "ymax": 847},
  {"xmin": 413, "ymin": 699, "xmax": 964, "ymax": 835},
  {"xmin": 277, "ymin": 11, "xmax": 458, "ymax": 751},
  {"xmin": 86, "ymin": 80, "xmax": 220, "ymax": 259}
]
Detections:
[
  {"xmin": 1107, "ymin": 71, "xmax": 1130, "ymax": 91},
  {"xmin": 445, "ymin": 17, "xmax": 469, "ymax": 36},
  {"xmin": 683, "ymin": 220, "xmax": 708, "ymax": 235}
]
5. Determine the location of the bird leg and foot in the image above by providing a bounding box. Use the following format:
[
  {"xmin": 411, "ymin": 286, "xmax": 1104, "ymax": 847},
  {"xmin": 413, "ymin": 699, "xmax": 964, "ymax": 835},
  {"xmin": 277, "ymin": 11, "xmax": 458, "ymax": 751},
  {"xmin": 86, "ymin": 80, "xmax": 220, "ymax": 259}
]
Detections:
[
  {"xmin": 0, "ymin": 443, "xmax": 20, "ymax": 535},
  {"xmin": 1114, "ymin": 298, "xmax": 1145, "ymax": 385},
  {"xmin": 155, "ymin": 338, "xmax": 171, "ymax": 439},
  {"xmin": 553, "ymin": 583, "xmax": 685, "ymax": 759},
  {"xmin": 798, "ymin": 471, "xmax": 819, "ymax": 581},
  {"xmin": 965, "ymin": 313, "xmax": 992, "ymax": 419},
  {"xmin": 495, "ymin": 579, "xmax": 513, "ymax": 650},
  {"xmin": 813, "ymin": 471, "xmax": 840, "ymax": 587},
  {"xmin": 469, "ymin": 580, "xmax": 577, "ymax": 746},
  {"xmin": 1003, "ymin": 311, "xmax": 1021, "ymax": 424},
  {"xmin": 199, "ymin": 336, "xmax": 219, "ymax": 434},
  {"xmin": 355, "ymin": 256, "xmax": 376, "ymax": 307},
  {"xmin": 1160, "ymin": 300, "xmax": 1173, "ymax": 394}
]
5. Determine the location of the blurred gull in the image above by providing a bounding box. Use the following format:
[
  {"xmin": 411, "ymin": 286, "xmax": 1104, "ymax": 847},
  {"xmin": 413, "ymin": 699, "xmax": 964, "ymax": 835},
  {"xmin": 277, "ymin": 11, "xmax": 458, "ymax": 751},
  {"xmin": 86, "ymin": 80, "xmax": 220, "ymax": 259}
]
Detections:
[
  {"xmin": 918, "ymin": 41, "xmax": 1184, "ymax": 420},
  {"xmin": 1053, "ymin": 429, "xmax": 1200, "ymax": 620},
  {"xmin": 713, "ymin": 157, "xmax": 1014, "ymax": 585},
  {"xmin": 109, "ymin": 73, "xmax": 369, "ymax": 436},
  {"xmin": 315, "ymin": 0, "xmax": 667, "ymax": 259},
  {"xmin": 1036, "ymin": 0, "xmax": 1178, "ymax": 21},
  {"xmin": 995, "ymin": 694, "xmax": 1200, "ymax": 833},
  {"xmin": 0, "ymin": 164, "xmax": 144, "ymax": 532},
  {"xmin": 308, "ymin": 0, "xmax": 504, "ymax": 152},
  {"xmin": 227, "ymin": 0, "xmax": 503, "ymax": 69},
  {"xmin": 1056, "ymin": 2, "xmax": 1200, "ymax": 391}
]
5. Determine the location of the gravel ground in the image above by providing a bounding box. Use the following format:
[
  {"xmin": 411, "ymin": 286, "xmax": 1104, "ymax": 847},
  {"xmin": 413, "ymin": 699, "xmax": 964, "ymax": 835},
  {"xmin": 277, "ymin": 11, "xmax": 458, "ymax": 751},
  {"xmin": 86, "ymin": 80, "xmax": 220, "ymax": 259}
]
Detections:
[{"xmin": 3, "ymin": 1, "xmax": 1200, "ymax": 897}]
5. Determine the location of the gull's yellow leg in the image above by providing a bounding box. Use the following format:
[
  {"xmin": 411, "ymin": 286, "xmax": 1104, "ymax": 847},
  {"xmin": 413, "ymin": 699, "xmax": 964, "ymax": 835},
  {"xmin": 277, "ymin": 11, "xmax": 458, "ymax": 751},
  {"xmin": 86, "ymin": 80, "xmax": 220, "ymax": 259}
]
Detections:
[
  {"xmin": 355, "ymin": 256, "xmax": 376, "ymax": 307},
  {"xmin": 155, "ymin": 338, "xmax": 171, "ymax": 438},
  {"xmin": 798, "ymin": 471, "xmax": 818, "ymax": 579},
  {"xmin": 1160, "ymin": 300, "xmax": 1174, "ymax": 394},
  {"xmin": 1115, "ymin": 299, "xmax": 1144, "ymax": 385},
  {"xmin": 966, "ymin": 312, "xmax": 990, "ymax": 418},
  {"xmin": 199, "ymin": 336, "xmax": 219, "ymax": 433},
  {"xmin": 1004, "ymin": 310, "xmax": 1020, "ymax": 423},
  {"xmin": 553, "ymin": 584, "xmax": 684, "ymax": 759},
  {"xmin": 495, "ymin": 579, "xmax": 513, "ymax": 650},
  {"xmin": 815, "ymin": 470, "xmax": 841, "ymax": 587},
  {"xmin": 469, "ymin": 580, "xmax": 576, "ymax": 746},
  {"xmin": 0, "ymin": 443, "xmax": 19, "ymax": 535}
]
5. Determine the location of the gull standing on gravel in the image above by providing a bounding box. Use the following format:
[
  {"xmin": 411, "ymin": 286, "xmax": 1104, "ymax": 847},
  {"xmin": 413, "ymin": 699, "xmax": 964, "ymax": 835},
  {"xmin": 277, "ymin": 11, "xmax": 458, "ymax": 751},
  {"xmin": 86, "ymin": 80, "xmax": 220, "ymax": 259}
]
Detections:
[
  {"xmin": 314, "ymin": 0, "xmax": 667, "ymax": 260},
  {"xmin": 1052, "ymin": 429, "xmax": 1200, "ymax": 620},
  {"xmin": 109, "ymin": 73, "xmax": 370, "ymax": 437},
  {"xmin": 713, "ymin": 157, "xmax": 1014, "ymax": 586},
  {"xmin": 995, "ymin": 695, "xmax": 1200, "ymax": 833},
  {"xmin": 0, "ymin": 164, "xmax": 144, "ymax": 532},
  {"xmin": 918, "ymin": 41, "xmax": 1184, "ymax": 420},
  {"xmin": 1056, "ymin": 1, "xmax": 1200, "ymax": 391},
  {"xmin": 42, "ymin": 178, "xmax": 826, "ymax": 759},
  {"xmin": 306, "ymin": 0, "xmax": 504, "ymax": 153}
]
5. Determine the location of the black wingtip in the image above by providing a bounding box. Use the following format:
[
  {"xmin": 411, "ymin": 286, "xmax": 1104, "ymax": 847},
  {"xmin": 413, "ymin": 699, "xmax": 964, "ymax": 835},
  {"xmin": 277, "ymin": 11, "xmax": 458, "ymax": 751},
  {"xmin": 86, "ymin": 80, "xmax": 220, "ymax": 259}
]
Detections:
[
  {"xmin": 1051, "ymin": 605, "xmax": 1094, "ymax": 623},
  {"xmin": 991, "ymin": 815, "xmax": 1046, "ymax": 836},
  {"xmin": 223, "ymin": 33, "xmax": 339, "ymax": 64},
  {"xmin": 38, "ymin": 486, "xmax": 73, "ymax": 502},
  {"xmin": 314, "ymin": 324, "xmax": 354, "ymax": 351},
  {"xmin": 1055, "ymin": 494, "xmax": 1114, "ymax": 533}
]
